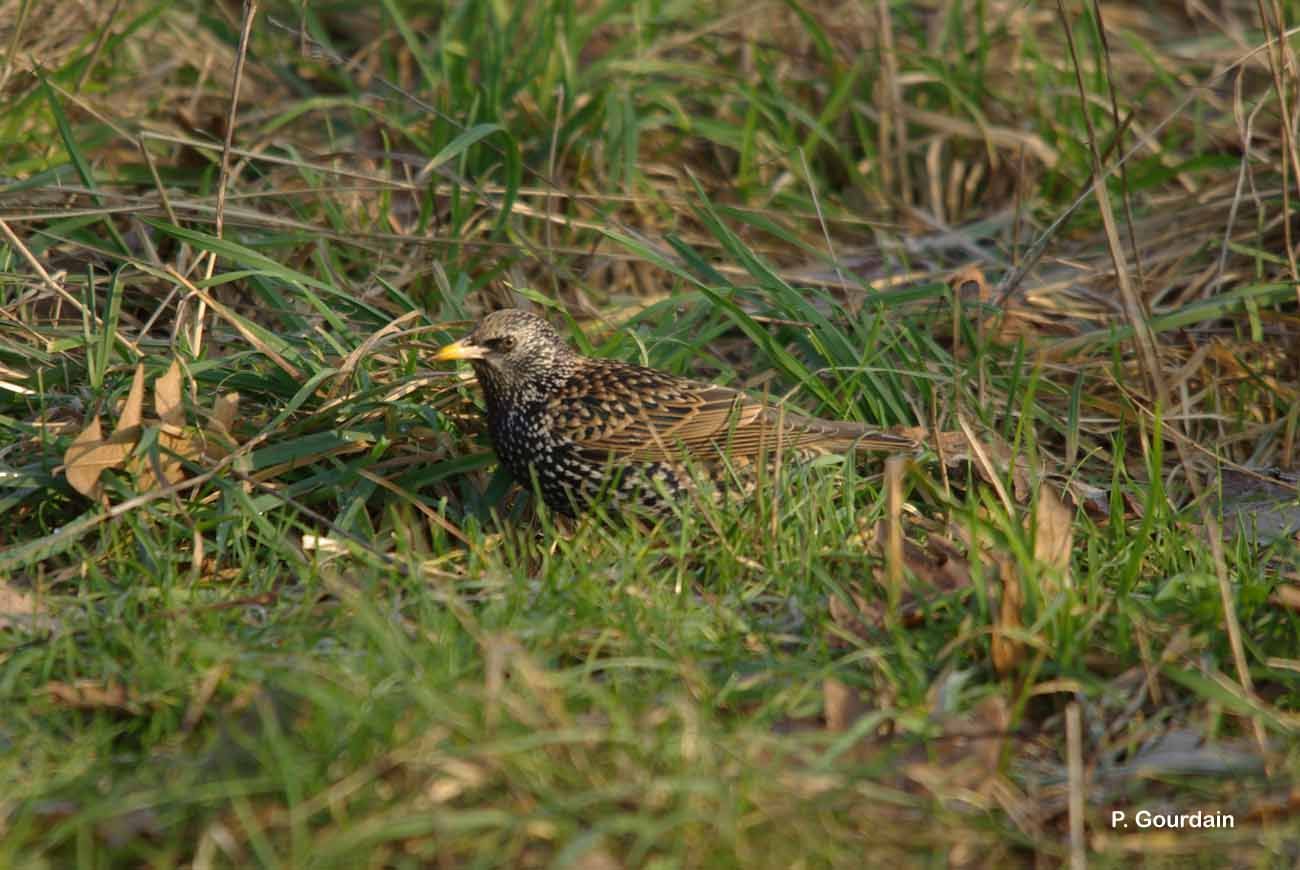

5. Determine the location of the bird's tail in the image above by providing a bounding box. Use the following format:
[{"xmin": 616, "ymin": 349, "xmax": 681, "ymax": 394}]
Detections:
[
  {"xmin": 824, "ymin": 422, "xmax": 921, "ymax": 453},
  {"xmin": 778, "ymin": 411, "xmax": 923, "ymax": 453}
]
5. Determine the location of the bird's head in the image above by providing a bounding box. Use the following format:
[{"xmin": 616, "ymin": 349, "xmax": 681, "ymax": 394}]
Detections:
[{"xmin": 434, "ymin": 309, "xmax": 577, "ymax": 402}]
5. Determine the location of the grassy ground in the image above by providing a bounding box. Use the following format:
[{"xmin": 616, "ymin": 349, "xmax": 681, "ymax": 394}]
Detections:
[{"xmin": 2, "ymin": 0, "xmax": 1299, "ymax": 865}]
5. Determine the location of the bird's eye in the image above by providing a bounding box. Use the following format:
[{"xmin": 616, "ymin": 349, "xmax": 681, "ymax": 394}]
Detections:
[{"xmin": 496, "ymin": 335, "xmax": 517, "ymax": 352}]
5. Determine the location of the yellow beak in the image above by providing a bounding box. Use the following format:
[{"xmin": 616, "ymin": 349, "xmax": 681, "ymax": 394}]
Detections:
[{"xmin": 432, "ymin": 338, "xmax": 486, "ymax": 362}]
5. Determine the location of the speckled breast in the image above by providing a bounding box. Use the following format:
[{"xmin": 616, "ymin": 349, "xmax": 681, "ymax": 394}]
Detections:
[{"xmin": 487, "ymin": 402, "xmax": 691, "ymax": 515}]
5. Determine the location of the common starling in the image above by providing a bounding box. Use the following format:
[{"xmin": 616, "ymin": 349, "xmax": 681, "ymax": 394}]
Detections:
[{"xmin": 434, "ymin": 309, "xmax": 918, "ymax": 515}]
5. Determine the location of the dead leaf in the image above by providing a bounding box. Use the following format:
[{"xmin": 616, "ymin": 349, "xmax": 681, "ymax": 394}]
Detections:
[
  {"xmin": 118, "ymin": 363, "xmax": 146, "ymax": 431},
  {"xmin": 212, "ymin": 391, "xmax": 240, "ymax": 434},
  {"xmin": 1065, "ymin": 478, "xmax": 1109, "ymax": 519},
  {"xmin": 154, "ymin": 358, "xmax": 184, "ymax": 427},
  {"xmin": 43, "ymin": 679, "xmax": 141, "ymax": 714},
  {"xmin": 991, "ymin": 554, "xmax": 1024, "ymax": 675},
  {"xmin": 949, "ymin": 264, "xmax": 1042, "ymax": 345},
  {"xmin": 904, "ymin": 690, "xmax": 1017, "ymax": 803},
  {"xmin": 140, "ymin": 362, "xmax": 204, "ymax": 489},
  {"xmin": 1271, "ymin": 584, "xmax": 1300, "ymax": 613},
  {"xmin": 62, "ymin": 365, "xmax": 150, "ymax": 496},
  {"xmin": 823, "ymin": 677, "xmax": 869, "ymax": 733},
  {"xmin": 62, "ymin": 415, "xmax": 136, "ymax": 496},
  {"xmin": 195, "ymin": 392, "xmax": 242, "ymax": 463},
  {"xmin": 830, "ymin": 526, "xmax": 975, "ymax": 643},
  {"xmin": 1033, "ymin": 483, "xmax": 1073, "ymax": 596},
  {"xmin": 896, "ymin": 425, "xmax": 965, "ymax": 457},
  {"xmin": 956, "ymin": 415, "xmax": 1020, "ymax": 509},
  {"xmin": 135, "ymin": 427, "xmax": 199, "ymax": 490},
  {"xmin": 569, "ymin": 843, "xmax": 621, "ymax": 870},
  {"xmin": 62, "ymin": 415, "xmax": 108, "ymax": 496},
  {"xmin": 0, "ymin": 580, "xmax": 57, "ymax": 632},
  {"xmin": 903, "ymin": 532, "xmax": 974, "ymax": 592},
  {"xmin": 427, "ymin": 757, "xmax": 489, "ymax": 804},
  {"xmin": 157, "ymin": 428, "xmax": 193, "ymax": 485},
  {"xmin": 950, "ymin": 264, "xmax": 990, "ymax": 305},
  {"xmin": 828, "ymin": 589, "xmax": 878, "ymax": 644}
]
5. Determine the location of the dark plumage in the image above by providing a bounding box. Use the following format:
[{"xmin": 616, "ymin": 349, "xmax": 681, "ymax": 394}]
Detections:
[{"xmin": 434, "ymin": 309, "xmax": 917, "ymax": 515}]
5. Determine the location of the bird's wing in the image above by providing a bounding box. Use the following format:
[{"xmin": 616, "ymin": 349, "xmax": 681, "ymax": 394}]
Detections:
[{"xmin": 546, "ymin": 360, "xmax": 894, "ymax": 463}]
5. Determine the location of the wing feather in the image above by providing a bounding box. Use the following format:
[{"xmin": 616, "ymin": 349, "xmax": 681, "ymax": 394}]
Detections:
[{"xmin": 545, "ymin": 359, "xmax": 909, "ymax": 463}]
